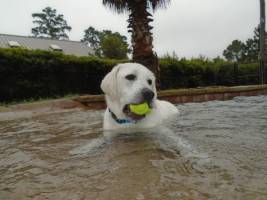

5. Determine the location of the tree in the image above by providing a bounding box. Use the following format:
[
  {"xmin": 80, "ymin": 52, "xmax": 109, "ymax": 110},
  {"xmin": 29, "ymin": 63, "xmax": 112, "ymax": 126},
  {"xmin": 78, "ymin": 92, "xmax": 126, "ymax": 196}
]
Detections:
[
  {"xmin": 102, "ymin": 0, "xmax": 171, "ymax": 86},
  {"xmin": 223, "ymin": 27, "xmax": 260, "ymax": 63},
  {"xmin": 81, "ymin": 27, "xmax": 130, "ymax": 59},
  {"xmin": 31, "ymin": 7, "xmax": 72, "ymax": 40},
  {"xmin": 242, "ymin": 26, "xmax": 260, "ymax": 63},
  {"xmin": 223, "ymin": 40, "xmax": 245, "ymax": 62},
  {"xmin": 100, "ymin": 31, "xmax": 130, "ymax": 59},
  {"xmin": 81, "ymin": 26, "xmax": 101, "ymax": 49}
]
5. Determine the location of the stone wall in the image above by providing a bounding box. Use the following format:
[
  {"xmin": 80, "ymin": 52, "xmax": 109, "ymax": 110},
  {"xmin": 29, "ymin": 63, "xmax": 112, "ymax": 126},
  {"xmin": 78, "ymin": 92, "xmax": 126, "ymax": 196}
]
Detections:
[{"xmin": 74, "ymin": 85, "xmax": 267, "ymax": 110}]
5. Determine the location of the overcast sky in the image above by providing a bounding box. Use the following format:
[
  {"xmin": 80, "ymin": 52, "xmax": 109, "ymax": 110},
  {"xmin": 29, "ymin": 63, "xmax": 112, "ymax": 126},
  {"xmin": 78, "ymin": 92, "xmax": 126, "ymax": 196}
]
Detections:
[{"xmin": 0, "ymin": 0, "xmax": 260, "ymax": 58}]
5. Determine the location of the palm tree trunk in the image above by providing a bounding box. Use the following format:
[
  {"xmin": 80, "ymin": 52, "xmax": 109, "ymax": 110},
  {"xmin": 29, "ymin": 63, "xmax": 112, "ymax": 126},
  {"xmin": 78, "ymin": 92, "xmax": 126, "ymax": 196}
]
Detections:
[{"xmin": 128, "ymin": 1, "xmax": 161, "ymax": 88}]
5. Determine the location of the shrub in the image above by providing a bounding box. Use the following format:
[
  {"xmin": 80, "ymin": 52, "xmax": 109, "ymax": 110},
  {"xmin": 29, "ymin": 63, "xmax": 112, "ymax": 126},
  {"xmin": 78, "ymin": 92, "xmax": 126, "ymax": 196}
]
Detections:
[
  {"xmin": 0, "ymin": 48, "xmax": 260, "ymax": 102},
  {"xmin": 0, "ymin": 48, "xmax": 120, "ymax": 102}
]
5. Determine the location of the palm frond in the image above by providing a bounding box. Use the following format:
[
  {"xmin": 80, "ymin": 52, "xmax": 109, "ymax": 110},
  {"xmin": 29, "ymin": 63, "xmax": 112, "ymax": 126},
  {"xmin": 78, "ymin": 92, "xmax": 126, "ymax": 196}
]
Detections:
[
  {"xmin": 148, "ymin": 0, "xmax": 171, "ymax": 10},
  {"xmin": 102, "ymin": 0, "xmax": 171, "ymax": 13},
  {"xmin": 102, "ymin": 0, "xmax": 128, "ymax": 13}
]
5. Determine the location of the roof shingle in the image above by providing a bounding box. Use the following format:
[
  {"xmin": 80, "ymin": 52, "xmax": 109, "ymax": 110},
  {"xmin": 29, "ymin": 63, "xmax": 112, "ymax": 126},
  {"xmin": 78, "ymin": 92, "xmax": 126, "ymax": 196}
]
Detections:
[{"xmin": 0, "ymin": 33, "xmax": 94, "ymax": 57}]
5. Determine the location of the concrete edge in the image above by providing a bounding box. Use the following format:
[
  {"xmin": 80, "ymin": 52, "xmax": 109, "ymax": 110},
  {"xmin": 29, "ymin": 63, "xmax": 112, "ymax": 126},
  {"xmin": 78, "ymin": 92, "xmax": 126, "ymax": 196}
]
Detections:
[
  {"xmin": 0, "ymin": 98, "xmax": 86, "ymax": 113},
  {"xmin": 1, "ymin": 85, "xmax": 267, "ymax": 112},
  {"xmin": 74, "ymin": 85, "xmax": 267, "ymax": 104}
]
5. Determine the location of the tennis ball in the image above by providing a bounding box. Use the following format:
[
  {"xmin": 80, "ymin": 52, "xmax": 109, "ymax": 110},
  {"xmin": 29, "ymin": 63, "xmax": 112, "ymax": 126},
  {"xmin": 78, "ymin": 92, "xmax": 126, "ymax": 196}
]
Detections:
[{"xmin": 129, "ymin": 102, "xmax": 151, "ymax": 115}]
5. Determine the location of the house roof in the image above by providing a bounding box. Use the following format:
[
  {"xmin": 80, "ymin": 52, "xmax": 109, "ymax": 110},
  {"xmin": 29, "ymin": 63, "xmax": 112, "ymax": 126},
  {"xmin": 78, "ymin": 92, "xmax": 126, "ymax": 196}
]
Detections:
[{"xmin": 0, "ymin": 33, "xmax": 94, "ymax": 57}]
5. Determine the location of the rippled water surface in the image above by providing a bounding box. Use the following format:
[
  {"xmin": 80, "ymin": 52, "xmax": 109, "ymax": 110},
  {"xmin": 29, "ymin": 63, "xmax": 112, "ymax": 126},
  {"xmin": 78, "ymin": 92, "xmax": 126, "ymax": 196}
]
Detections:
[{"xmin": 1, "ymin": 96, "xmax": 267, "ymax": 200}]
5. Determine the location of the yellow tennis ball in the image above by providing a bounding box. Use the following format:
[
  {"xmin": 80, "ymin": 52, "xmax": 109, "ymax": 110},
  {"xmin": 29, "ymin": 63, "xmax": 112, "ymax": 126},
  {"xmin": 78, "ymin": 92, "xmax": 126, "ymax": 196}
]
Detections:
[{"xmin": 129, "ymin": 102, "xmax": 151, "ymax": 115}]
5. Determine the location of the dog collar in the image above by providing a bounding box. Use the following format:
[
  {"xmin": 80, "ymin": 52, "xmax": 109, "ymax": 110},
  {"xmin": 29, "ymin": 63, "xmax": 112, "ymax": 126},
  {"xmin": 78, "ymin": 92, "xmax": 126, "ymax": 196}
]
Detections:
[{"xmin": 108, "ymin": 109, "xmax": 136, "ymax": 124}]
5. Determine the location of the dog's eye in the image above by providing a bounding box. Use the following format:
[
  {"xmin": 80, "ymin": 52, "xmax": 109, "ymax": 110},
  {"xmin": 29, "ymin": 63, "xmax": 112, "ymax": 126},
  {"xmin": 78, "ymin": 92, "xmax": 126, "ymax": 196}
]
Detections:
[
  {"xmin": 125, "ymin": 74, "xmax": 136, "ymax": 81},
  {"xmin": 147, "ymin": 79, "xmax": 152, "ymax": 85}
]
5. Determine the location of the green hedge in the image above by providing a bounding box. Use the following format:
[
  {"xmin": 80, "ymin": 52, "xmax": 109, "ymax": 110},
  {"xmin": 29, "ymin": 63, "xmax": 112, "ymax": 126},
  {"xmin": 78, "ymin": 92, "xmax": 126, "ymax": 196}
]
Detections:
[
  {"xmin": 0, "ymin": 48, "xmax": 121, "ymax": 102},
  {"xmin": 0, "ymin": 48, "xmax": 260, "ymax": 102},
  {"xmin": 160, "ymin": 57, "xmax": 259, "ymax": 89}
]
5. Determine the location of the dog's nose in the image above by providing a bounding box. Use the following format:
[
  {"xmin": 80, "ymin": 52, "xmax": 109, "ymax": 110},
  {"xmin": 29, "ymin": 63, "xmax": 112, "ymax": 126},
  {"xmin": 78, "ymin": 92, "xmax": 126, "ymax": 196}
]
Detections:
[{"xmin": 142, "ymin": 88, "xmax": 155, "ymax": 102}]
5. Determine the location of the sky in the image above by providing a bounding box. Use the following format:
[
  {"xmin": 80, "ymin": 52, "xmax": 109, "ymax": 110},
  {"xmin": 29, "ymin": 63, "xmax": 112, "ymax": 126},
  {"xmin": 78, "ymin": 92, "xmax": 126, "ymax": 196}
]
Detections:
[{"xmin": 0, "ymin": 0, "xmax": 260, "ymax": 58}]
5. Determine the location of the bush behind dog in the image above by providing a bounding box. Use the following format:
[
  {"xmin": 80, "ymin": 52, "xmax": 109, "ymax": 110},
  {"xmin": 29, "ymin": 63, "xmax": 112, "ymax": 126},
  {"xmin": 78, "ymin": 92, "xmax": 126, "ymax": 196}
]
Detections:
[{"xmin": 0, "ymin": 48, "xmax": 259, "ymax": 102}]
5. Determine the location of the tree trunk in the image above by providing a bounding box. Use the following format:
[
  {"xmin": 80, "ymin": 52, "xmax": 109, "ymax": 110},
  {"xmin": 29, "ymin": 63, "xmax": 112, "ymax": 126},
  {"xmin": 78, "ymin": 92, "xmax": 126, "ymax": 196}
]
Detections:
[
  {"xmin": 260, "ymin": 0, "xmax": 266, "ymax": 84},
  {"xmin": 128, "ymin": 1, "xmax": 161, "ymax": 88}
]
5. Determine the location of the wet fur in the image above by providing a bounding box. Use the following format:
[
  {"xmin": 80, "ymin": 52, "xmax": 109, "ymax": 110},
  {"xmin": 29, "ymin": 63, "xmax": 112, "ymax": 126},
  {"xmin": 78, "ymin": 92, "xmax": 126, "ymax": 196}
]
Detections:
[{"xmin": 101, "ymin": 63, "xmax": 178, "ymax": 130}]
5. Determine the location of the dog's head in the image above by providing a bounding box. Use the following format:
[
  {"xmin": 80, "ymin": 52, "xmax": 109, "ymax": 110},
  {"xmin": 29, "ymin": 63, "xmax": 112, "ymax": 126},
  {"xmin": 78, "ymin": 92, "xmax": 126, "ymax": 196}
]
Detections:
[{"xmin": 101, "ymin": 63, "xmax": 157, "ymax": 120}]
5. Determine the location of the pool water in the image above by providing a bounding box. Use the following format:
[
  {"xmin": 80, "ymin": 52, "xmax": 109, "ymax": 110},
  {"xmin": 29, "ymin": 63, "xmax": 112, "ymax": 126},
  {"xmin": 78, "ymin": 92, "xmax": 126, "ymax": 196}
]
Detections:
[{"xmin": 0, "ymin": 96, "xmax": 267, "ymax": 200}]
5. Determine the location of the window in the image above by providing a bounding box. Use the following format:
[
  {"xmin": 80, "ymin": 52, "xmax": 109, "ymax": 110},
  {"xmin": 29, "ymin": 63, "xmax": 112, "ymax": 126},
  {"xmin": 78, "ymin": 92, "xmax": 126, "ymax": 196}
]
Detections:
[
  {"xmin": 50, "ymin": 44, "xmax": 63, "ymax": 51},
  {"xmin": 8, "ymin": 41, "xmax": 21, "ymax": 48}
]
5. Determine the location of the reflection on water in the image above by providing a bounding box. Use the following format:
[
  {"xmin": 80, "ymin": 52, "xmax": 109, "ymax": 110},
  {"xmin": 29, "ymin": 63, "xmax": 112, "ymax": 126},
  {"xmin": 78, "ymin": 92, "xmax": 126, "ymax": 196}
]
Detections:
[{"xmin": 1, "ymin": 96, "xmax": 267, "ymax": 200}]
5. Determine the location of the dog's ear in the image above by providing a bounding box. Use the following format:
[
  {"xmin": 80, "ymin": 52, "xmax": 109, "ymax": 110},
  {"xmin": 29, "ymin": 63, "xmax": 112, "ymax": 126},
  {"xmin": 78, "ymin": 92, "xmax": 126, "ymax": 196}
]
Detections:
[{"xmin": 101, "ymin": 65, "xmax": 121, "ymax": 100}]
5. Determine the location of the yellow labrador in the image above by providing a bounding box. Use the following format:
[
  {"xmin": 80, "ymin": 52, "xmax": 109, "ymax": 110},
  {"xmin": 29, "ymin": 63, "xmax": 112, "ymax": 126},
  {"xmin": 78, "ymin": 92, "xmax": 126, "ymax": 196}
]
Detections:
[{"xmin": 101, "ymin": 63, "xmax": 178, "ymax": 130}]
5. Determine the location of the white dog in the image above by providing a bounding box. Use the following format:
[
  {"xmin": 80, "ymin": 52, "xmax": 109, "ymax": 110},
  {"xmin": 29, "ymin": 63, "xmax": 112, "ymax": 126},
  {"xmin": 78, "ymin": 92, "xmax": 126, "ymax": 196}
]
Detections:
[{"xmin": 101, "ymin": 63, "xmax": 179, "ymax": 130}]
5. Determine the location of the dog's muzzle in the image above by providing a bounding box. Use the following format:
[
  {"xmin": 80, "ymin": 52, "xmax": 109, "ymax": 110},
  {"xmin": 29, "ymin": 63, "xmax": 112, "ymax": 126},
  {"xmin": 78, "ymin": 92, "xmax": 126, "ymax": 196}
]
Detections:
[
  {"xmin": 123, "ymin": 88, "xmax": 154, "ymax": 121},
  {"xmin": 141, "ymin": 88, "xmax": 154, "ymax": 103}
]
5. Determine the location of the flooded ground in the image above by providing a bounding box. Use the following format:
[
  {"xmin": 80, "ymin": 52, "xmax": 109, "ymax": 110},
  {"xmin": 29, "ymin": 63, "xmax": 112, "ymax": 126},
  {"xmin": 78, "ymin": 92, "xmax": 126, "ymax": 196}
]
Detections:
[{"xmin": 0, "ymin": 95, "xmax": 267, "ymax": 200}]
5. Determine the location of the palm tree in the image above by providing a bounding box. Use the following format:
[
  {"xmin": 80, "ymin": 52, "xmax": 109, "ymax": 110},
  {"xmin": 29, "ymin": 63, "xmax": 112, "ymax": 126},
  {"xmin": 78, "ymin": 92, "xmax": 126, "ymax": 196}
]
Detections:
[{"xmin": 102, "ymin": 0, "xmax": 170, "ymax": 87}]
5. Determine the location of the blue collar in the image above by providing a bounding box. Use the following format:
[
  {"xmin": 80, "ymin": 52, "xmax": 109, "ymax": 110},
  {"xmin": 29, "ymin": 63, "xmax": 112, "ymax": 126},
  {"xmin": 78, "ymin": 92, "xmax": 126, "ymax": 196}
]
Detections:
[{"xmin": 108, "ymin": 109, "xmax": 136, "ymax": 124}]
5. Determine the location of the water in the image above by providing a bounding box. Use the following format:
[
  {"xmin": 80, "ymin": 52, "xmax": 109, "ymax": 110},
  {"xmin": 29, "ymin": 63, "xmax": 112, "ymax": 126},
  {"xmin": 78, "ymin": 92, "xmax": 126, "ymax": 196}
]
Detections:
[{"xmin": 0, "ymin": 96, "xmax": 267, "ymax": 200}]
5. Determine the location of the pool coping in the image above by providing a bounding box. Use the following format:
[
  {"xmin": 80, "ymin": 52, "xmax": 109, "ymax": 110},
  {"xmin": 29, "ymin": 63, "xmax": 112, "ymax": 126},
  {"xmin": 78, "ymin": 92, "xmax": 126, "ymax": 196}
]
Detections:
[
  {"xmin": 73, "ymin": 84, "xmax": 267, "ymax": 109},
  {"xmin": 1, "ymin": 85, "xmax": 266, "ymax": 112}
]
